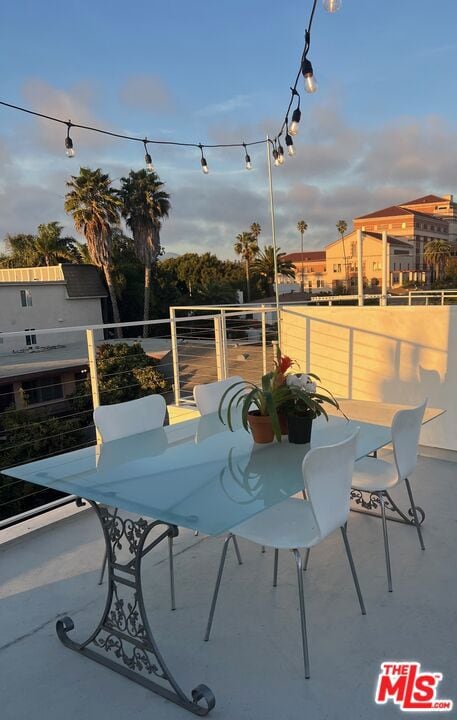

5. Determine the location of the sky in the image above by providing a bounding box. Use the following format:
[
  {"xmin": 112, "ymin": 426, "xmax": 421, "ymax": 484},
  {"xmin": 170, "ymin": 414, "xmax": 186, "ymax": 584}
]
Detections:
[{"xmin": 1, "ymin": 0, "xmax": 457, "ymax": 260}]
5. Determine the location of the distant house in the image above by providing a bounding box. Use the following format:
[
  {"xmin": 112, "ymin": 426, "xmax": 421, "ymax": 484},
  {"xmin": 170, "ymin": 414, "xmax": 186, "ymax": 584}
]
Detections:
[
  {"xmin": 0, "ymin": 264, "xmax": 107, "ymax": 411},
  {"xmin": 280, "ymin": 251, "xmax": 328, "ymax": 293}
]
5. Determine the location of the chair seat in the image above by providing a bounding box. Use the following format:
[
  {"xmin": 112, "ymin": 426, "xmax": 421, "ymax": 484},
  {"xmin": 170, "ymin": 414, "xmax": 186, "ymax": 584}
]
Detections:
[
  {"xmin": 352, "ymin": 456, "xmax": 399, "ymax": 493},
  {"xmin": 231, "ymin": 498, "xmax": 320, "ymax": 550}
]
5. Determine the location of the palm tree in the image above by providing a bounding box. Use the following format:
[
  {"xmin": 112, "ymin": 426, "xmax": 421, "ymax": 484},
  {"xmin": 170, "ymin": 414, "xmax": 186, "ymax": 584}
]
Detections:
[
  {"xmin": 34, "ymin": 222, "xmax": 77, "ymax": 265},
  {"xmin": 252, "ymin": 245, "xmax": 295, "ymax": 295},
  {"xmin": 423, "ymin": 239, "xmax": 453, "ymax": 284},
  {"xmin": 297, "ymin": 220, "xmax": 308, "ymax": 292},
  {"xmin": 73, "ymin": 240, "xmax": 92, "ymax": 264},
  {"xmin": 118, "ymin": 170, "xmax": 171, "ymax": 337},
  {"xmin": 336, "ymin": 220, "xmax": 349, "ymax": 291},
  {"xmin": 65, "ymin": 168, "xmax": 122, "ymax": 335},
  {"xmin": 234, "ymin": 231, "xmax": 259, "ymax": 302},
  {"xmin": 250, "ymin": 222, "xmax": 261, "ymax": 244}
]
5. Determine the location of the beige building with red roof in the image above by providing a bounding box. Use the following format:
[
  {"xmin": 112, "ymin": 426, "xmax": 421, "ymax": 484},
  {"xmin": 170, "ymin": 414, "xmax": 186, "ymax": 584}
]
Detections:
[{"xmin": 280, "ymin": 250, "xmax": 327, "ymax": 292}]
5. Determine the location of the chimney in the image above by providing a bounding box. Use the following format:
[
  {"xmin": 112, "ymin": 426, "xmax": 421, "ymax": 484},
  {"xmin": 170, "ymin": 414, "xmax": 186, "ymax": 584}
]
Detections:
[{"xmin": 443, "ymin": 194, "xmax": 453, "ymax": 202}]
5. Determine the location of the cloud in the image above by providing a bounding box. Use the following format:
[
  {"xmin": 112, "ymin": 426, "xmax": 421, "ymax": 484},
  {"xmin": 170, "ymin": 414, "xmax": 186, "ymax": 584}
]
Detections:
[
  {"xmin": 119, "ymin": 75, "xmax": 174, "ymax": 113},
  {"xmin": 195, "ymin": 94, "xmax": 254, "ymax": 117}
]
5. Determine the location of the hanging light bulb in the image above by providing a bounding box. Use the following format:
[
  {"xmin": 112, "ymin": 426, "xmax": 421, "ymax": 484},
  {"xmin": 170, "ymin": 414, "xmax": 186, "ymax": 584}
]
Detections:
[
  {"xmin": 143, "ymin": 140, "xmax": 154, "ymax": 173},
  {"xmin": 285, "ymin": 133, "xmax": 295, "ymax": 157},
  {"xmin": 65, "ymin": 122, "xmax": 75, "ymax": 157},
  {"xmin": 243, "ymin": 143, "xmax": 252, "ymax": 170},
  {"xmin": 323, "ymin": 0, "xmax": 342, "ymax": 12},
  {"xmin": 302, "ymin": 58, "xmax": 318, "ymax": 94},
  {"xmin": 289, "ymin": 106, "xmax": 302, "ymax": 136},
  {"xmin": 278, "ymin": 142, "xmax": 285, "ymax": 165},
  {"xmin": 199, "ymin": 144, "xmax": 209, "ymax": 174},
  {"xmin": 272, "ymin": 147, "xmax": 280, "ymax": 167}
]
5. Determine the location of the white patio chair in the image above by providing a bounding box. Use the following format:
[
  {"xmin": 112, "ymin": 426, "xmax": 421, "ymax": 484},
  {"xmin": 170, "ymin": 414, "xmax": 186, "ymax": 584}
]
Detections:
[
  {"xmin": 93, "ymin": 395, "xmax": 176, "ymax": 610},
  {"xmin": 351, "ymin": 399, "xmax": 427, "ymax": 592},
  {"xmin": 204, "ymin": 429, "xmax": 365, "ymax": 679},
  {"xmin": 193, "ymin": 376, "xmax": 245, "ymax": 559}
]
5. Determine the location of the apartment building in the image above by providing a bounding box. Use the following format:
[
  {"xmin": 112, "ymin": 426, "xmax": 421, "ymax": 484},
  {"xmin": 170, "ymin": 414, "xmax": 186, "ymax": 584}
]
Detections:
[{"xmin": 279, "ymin": 251, "xmax": 328, "ymax": 292}]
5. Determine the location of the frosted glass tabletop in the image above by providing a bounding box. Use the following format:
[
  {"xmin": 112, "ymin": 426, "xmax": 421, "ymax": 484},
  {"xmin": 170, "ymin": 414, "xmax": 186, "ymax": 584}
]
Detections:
[{"xmin": 3, "ymin": 407, "xmax": 400, "ymax": 536}]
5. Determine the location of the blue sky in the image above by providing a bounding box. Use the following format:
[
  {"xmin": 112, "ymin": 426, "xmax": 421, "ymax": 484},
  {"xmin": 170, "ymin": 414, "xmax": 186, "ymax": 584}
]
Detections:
[{"xmin": 1, "ymin": 0, "xmax": 457, "ymax": 258}]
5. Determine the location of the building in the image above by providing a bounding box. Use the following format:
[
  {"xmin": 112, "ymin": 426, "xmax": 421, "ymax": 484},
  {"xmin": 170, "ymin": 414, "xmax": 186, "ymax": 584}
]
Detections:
[
  {"xmin": 279, "ymin": 251, "xmax": 328, "ymax": 293},
  {"xmin": 0, "ymin": 264, "xmax": 107, "ymax": 411}
]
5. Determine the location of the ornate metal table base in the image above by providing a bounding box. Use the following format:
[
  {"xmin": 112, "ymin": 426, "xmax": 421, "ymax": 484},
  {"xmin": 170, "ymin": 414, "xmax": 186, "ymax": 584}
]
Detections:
[
  {"xmin": 350, "ymin": 490, "xmax": 425, "ymax": 526},
  {"xmin": 56, "ymin": 502, "xmax": 215, "ymax": 716}
]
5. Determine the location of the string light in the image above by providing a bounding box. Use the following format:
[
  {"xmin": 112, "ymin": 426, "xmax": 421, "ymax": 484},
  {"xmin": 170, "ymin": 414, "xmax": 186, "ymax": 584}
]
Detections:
[
  {"xmin": 199, "ymin": 144, "xmax": 209, "ymax": 174},
  {"xmin": 323, "ymin": 0, "xmax": 342, "ymax": 12},
  {"xmin": 285, "ymin": 132, "xmax": 295, "ymax": 157},
  {"xmin": 143, "ymin": 139, "xmax": 154, "ymax": 173},
  {"xmin": 243, "ymin": 143, "xmax": 252, "ymax": 170},
  {"xmin": 302, "ymin": 58, "xmax": 318, "ymax": 94},
  {"xmin": 65, "ymin": 122, "xmax": 75, "ymax": 157},
  {"xmin": 0, "ymin": 0, "xmax": 342, "ymax": 173}
]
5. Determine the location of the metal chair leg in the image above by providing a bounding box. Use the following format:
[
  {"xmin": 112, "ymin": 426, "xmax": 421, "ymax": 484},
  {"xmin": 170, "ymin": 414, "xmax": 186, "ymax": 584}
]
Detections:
[
  {"xmin": 204, "ymin": 534, "xmax": 233, "ymax": 641},
  {"xmin": 273, "ymin": 548, "xmax": 279, "ymax": 587},
  {"xmin": 293, "ymin": 549, "xmax": 310, "ymax": 679},
  {"xmin": 168, "ymin": 534, "xmax": 176, "ymax": 611},
  {"xmin": 340, "ymin": 526, "xmax": 366, "ymax": 615},
  {"xmin": 379, "ymin": 493, "xmax": 393, "ymax": 592},
  {"xmin": 232, "ymin": 535, "xmax": 243, "ymax": 565},
  {"xmin": 303, "ymin": 548, "xmax": 310, "ymax": 571},
  {"xmin": 404, "ymin": 478, "xmax": 425, "ymax": 551}
]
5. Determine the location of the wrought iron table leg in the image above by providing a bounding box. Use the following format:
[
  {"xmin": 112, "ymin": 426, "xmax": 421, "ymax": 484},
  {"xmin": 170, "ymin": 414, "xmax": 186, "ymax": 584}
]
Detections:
[
  {"xmin": 350, "ymin": 488, "xmax": 426, "ymax": 526},
  {"xmin": 56, "ymin": 501, "xmax": 215, "ymax": 716}
]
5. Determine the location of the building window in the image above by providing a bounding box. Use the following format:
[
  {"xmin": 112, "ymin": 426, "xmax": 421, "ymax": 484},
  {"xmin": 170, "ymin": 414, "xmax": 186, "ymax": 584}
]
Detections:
[
  {"xmin": 20, "ymin": 289, "xmax": 32, "ymax": 307},
  {"xmin": 24, "ymin": 328, "xmax": 37, "ymax": 346},
  {"xmin": 351, "ymin": 242, "xmax": 357, "ymax": 257},
  {"xmin": 22, "ymin": 374, "xmax": 63, "ymax": 405},
  {"xmin": 401, "ymin": 222, "xmax": 406, "ymax": 229},
  {"xmin": 361, "ymin": 225, "xmax": 365, "ymax": 231},
  {"xmin": 333, "ymin": 263, "xmax": 341, "ymax": 272}
]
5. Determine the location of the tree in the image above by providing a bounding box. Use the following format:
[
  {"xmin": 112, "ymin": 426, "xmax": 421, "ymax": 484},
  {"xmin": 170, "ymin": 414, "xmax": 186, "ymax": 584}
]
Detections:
[
  {"xmin": 65, "ymin": 167, "xmax": 122, "ymax": 334},
  {"xmin": 234, "ymin": 231, "xmax": 259, "ymax": 302},
  {"xmin": 0, "ymin": 226, "xmax": 78, "ymax": 267},
  {"xmin": 118, "ymin": 170, "xmax": 171, "ymax": 337},
  {"xmin": 297, "ymin": 220, "xmax": 308, "ymax": 292},
  {"xmin": 424, "ymin": 239, "xmax": 453, "ymax": 284},
  {"xmin": 252, "ymin": 245, "xmax": 295, "ymax": 294},
  {"xmin": 336, "ymin": 220, "xmax": 349, "ymax": 291}
]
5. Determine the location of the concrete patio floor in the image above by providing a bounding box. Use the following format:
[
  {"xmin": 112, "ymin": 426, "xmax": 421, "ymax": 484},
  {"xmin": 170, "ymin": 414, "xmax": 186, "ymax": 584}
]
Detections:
[{"xmin": 0, "ymin": 451, "xmax": 456, "ymax": 720}]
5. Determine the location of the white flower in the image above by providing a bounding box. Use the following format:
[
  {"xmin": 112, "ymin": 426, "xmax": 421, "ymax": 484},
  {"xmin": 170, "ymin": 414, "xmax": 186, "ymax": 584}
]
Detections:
[
  {"xmin": 286, "ymin": 374, "xmax": 301, "ymax": 387},
  {"xmin": 286, "ymin": 373, "xmax": 317, "ymax": 394}
]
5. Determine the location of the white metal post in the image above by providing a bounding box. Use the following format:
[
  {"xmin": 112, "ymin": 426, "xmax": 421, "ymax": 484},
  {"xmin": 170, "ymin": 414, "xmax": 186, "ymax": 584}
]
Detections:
[
  {"xmin": 213, "ymin": 316, "xmax": 224, "ymax": 381},
  {"xmin": 381, "ymin": 230, "xmax": 388, "ymax": 306},
  {"xmin": 266, "ymin": 135, "xmax": 281, "ymax": 347},
  {"xmin": 169, "ymin": 307, "xmax": 181, "ymax": 405},
  {"xmin": 261, "ymin": 306, "xmax": 267, "ymax": 375},
  {"xmin": 86, "ymin": 329, "xmax": 102, "ymax": 444},
  {"xmin": 357, "ymin": 229, "xmax": 364, "ymax": 306},
  {"xmin": 220, "ymin": 309, "xmax": 228, "ymax": 379}
]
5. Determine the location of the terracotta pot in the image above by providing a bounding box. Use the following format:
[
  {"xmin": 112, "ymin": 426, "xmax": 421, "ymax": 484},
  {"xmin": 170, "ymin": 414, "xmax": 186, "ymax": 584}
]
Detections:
[
  {"xmin": 287, "ymin": 413, "xmax": 313, "ymax": 444},
  {"xmin": 247, "ymin": 412, "xmax": 275, "ymax": 443}
]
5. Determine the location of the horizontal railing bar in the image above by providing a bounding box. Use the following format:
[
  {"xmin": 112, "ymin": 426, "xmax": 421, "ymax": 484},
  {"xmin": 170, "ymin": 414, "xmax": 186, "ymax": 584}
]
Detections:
[{"xmin": 0, "ymin": 495, "xmax": 80, "ymax": 530}]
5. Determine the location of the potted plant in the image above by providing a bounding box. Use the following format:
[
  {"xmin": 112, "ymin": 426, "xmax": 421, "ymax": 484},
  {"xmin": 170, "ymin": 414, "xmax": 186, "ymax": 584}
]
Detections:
[
  {"xmin": 284, "ymin": 372, "xmax": 345, "ymax": 444},
  {"xmin": 218, "ymin": 351, "xmax": 294, "ymax": 443}
]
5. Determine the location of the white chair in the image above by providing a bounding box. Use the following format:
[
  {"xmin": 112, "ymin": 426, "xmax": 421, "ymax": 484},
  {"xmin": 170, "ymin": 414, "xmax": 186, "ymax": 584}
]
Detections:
[
  {"xmin": 204, "ymin": 430, "xmax": 365, "ymax": 679},
  {"xmin": 193, "ymin": 376, "xmax": 245, "ymax": 558},
  {"xmin": 351, "ymin": 400, "xmax": 427, "ymax": 592},
  {"xmin": 193, "ymin": 375, "xmax": 245, "ymax": 417},
  {"xmin": 93, "ymin": 395, "xmax": 176, "ymax": 609}
]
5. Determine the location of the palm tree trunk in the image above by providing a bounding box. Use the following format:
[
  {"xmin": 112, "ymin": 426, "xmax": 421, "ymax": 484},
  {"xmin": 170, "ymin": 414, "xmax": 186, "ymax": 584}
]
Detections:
[
  {"xmin": 143, "ymin": 264, "xmax": 151, "ymax": 338},
  {"xmin": 245, "ymin": 259, "xmax": 251, "ymax": 302},
  {"xmin": 300, "ymin": 231, "xmax": 304, "ymax": 292},
  {"xmin": 341, "ymin": 234, "xmax": 348, "ymax": 291},
  {"xmin": 103, "ymin": 264, "xmax": 122, "ymax": 338}
]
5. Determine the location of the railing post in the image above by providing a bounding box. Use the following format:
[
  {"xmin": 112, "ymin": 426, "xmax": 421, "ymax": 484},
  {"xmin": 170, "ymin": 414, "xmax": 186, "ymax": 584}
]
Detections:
[
  {"xmin": 214, "ymin": 316, "xmax": 224, "ymax": 381},
  {"xmin": 261, "ymin": 306, "xmax": 267, "ymax": 375},
  {"xmin": 441, "ymin": 291, "xmax": 445, "ymax": 305},
  {"xmin": 86, "ymin": 329, "xmax": 102, "ymax": 445},
  {"xmin": 169, "ymin": 307, "xmax": 181, "ymax": 405},
  {"xmin": 408, "ymin": 291, "xmax": 412, "ymax": 306},
  {"xmin": 220, "ymin": 309, "xmax": 228, "ymax": 379}
]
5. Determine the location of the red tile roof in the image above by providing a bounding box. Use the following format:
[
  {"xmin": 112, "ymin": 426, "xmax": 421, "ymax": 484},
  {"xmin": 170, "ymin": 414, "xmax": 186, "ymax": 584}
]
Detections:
[
  {"xmin": 355, "ymin": 205, "xmax": 411, "ymax": 220},
  {"xmin": 282, "ymin": 251, "xmax": 326, "ymax": 262},
  {"xmin": 400, "ymin": 194, "xmax": 445, "ymax": 206}
]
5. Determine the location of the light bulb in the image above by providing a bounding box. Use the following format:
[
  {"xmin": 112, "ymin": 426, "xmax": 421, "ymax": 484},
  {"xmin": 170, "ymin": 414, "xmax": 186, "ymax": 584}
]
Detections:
[
  {"xmin": 201, "ymin": 157, "xmax": 209, "ymax": 174},
  {"xmin": 323, "ymin": 0, "xmax": 342, "ymax": 12},
  {"xmin": 65, "ymin": 136, "xmax": 75, "ymax": 158},
  {"xmin": 272, "ymin": 149, "xmax": 280, "ymax": 167},
  {"xmin": 285, "ymin": 133, "xmax": 295, "ymax": 156},
  {"xmin": 302, "ymin": 58, "xmax": 318, "ymax": 94},
  {"xmin": 144, "ymin": 152, "xmax": 154, "ymax": 173},
  {"xmin": 278, "ymin": 143, "xmax": 285, "ymax": 165},
  {"xmin": 289, "ymin": 107, "xmax": 301, "ymax": 136},
  {"xmin": 245, "ymin": 154, "xmax": 252, "ymax": 170}
]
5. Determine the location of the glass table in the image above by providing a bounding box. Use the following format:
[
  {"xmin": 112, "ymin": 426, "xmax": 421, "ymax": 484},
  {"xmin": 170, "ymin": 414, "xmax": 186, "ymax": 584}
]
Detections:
[{"xmin": 3, "ymin": 403, "xmax": 440, "ymax": 715}]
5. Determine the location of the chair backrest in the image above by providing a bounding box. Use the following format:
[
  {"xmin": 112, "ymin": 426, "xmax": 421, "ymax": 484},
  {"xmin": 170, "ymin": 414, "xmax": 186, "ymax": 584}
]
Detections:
[
  {"xmin": 193, "ymin": 376, "xmax": 245, "ymax": 416},
  {"xmin": 392, "ymin": 399, "xmax": 427, "ymax": 481},
  {"xmin": 93, "ymin": 394, "xmax": 166, "ymax": 442},
  {"xmin": 302, "ymin": 429, "xmax": 359, "ymax": 540}
]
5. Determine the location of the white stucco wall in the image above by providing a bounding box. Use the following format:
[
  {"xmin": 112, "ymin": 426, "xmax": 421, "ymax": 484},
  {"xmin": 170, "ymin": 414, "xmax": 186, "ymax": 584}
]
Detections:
[
  {"xmin": 0, "ymin": 283, "xmax": 104, "ymax": 351},
  {"xmin": 280, "ymin": 305, "xmax": 456, "ymax": 452}
]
